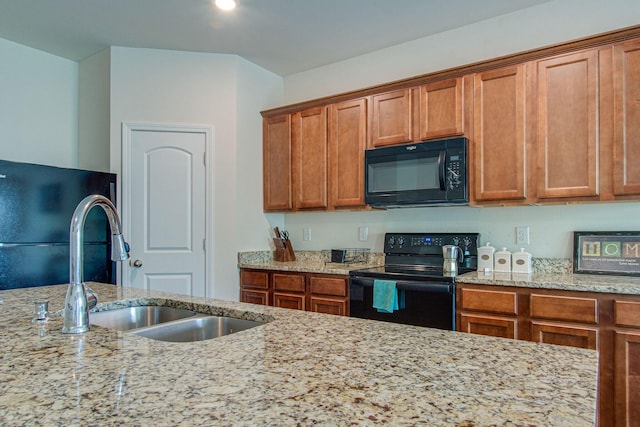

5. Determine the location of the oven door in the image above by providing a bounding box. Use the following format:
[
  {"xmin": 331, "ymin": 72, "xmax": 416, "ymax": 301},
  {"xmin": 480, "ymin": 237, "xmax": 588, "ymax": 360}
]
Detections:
[{"xmin": 349, "ymin": 276, "xmax": 455, "ymax": 330}]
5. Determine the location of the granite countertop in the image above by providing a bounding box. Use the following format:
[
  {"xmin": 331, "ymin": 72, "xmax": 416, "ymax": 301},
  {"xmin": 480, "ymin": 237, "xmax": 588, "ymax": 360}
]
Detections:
[
  {"xmin": 240, "ymin": 251, "xmax": 640, "ymax": 295},
  {"xmin": 457, "ymin": 270, "xmax": 640, "ymax": 295},
  {"xmin": 238, "ymin": 250, "xmax": 384, "ymax": 275},
  {"xmin": 0, "ymin": 283, "xmax": 596, "ymax": 426}
]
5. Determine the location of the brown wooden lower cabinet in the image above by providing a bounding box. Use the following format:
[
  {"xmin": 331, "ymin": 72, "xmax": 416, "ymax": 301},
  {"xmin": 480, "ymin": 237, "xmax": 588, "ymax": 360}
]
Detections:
[
  {"xmin": 274, "ymin": 292, "xmax": 305, "ymax": 310},
  {"xmin": 457, "ymin": 283, "xmax": 640, "ymax": 427},
  {"xmin": 240, "ymin": 268, "xmax": 349, "ymax": 316},
  {"xmin": 240, "ymin": 289, "xmax": 269, "ymax": 306},
  {"xmin": 530, "ymin": 321, "xmax": 598, "ymax": 350},
  {"xmin": 310, "ymin": 296, "xmax": 347, "ymax": 316}
]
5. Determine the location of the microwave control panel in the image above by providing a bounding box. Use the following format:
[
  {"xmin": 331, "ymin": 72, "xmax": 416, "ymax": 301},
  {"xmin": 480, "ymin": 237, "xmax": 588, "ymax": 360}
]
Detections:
[{"xmin": 445, "ymin": 145, "xmax": 466, "ymax": 197}]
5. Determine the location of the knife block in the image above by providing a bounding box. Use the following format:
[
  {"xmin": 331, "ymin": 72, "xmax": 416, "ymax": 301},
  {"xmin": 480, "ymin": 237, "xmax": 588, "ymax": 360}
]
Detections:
[{"xmin": 274, "ymin": 238, "xmax": 296, "ymax": 262}]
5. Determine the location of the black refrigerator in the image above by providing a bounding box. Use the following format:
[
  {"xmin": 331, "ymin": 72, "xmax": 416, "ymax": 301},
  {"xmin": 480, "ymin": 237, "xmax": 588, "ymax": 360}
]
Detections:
[{"xmin": 0, "ymin": 159, "xmax": 118, "ymax": 290}]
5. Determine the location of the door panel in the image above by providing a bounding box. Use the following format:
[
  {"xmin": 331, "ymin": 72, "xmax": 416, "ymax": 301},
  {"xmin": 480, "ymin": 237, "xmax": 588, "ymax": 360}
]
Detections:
[{"xmin": 124, "ymin": 125, "xmax": 207, "ymax": 297}]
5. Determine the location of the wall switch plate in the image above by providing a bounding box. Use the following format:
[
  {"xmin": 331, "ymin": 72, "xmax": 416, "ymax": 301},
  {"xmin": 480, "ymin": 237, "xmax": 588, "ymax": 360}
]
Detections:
[
  {"xmin": 303, "ymin": 228, "xmax": 311, "ymax": 241},
  {"xmin": 358, "ymin": 226, "xmax": 369, "ymax": 241},
  {"xmin": 516, "ymin": 226, "xmax": 530, "ymax": 245}
]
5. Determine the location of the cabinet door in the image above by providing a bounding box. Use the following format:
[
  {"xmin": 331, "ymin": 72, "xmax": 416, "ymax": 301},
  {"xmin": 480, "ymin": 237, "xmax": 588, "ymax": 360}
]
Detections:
[
  {"xmin": 615, "ymin": 330, "xmax": 640, "ymax": 426},
  {"xmin": 274, "ymin": 293, "xmax": 306, "ymax": 310},
  {"xmin": 613, "ymin": 39, "xmax": 640, "ymax": 196},
  {"xmin": 531, "ymin": 321, "xmax": 598, "ymax": 350},
  {"xmin": 263, "ymin": 115, "xmax": 292, "ymax": 211},
  {"xmin": 459, "ymin": 313, "xmax": 517, "ymax": 339},
  {"xmin": 241, "ymin": 289, "xmax": 270, "ymax": 306},
  {"xmin": 473, "ymin": 65, "xmax": 527, "ymax": 202},
  {"xmin": 419, "ymin": 77, "xmax": 463, "ymax": 140},
  {"xmin": 536, "ymin": 49, "xmax": 599, "ymax": 199},
  {"xmin": 328, "ymin": 98, "xmax": 367, "ymax": 208},
  {"xmin": 292, "ymin": 107, "xmax": 328, "ymax": 209},
  {"xmin": 370, "ymin": 89, "xmax": 413, "ymax": 147},
  {"xmin": 310, "ymin": 296, "xmax": 348, "ymax": 316}
]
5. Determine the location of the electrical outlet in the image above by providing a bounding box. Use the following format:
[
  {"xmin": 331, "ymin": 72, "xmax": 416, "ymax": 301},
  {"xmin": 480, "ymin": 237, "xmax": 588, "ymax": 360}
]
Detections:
[
  {"xmin": 303, "ymin": 228, "xmax": 311, "ymax": 241},
  {"xmin": 359, "ymin": 226, "xmax": 369, "ymax": 241},
  {"xmin": 516, "ymin": 226, "xmax": 530, "ymax": 245}
]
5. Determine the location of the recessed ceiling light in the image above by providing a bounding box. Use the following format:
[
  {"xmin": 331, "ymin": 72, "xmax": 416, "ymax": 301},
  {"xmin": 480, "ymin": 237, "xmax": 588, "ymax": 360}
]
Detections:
[{"xmin": 215, "ymin": 0, "xmax": 236, "ymax": 11}]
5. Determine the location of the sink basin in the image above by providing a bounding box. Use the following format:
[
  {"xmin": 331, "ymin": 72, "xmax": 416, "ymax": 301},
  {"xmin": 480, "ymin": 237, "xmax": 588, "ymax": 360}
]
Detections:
[
  {"xmin": 132, "ymin": 316, "xmax": 264, "ymax": 342},
  {"xmin": 90, "ymin": 306, "xmax": 199, "ymax": 331}
]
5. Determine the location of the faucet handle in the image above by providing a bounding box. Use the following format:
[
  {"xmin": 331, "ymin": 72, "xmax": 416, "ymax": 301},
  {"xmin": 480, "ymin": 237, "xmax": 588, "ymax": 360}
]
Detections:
[{"xmin": 111, "ymin": 234, "xmax": 130, "ymax": 261}]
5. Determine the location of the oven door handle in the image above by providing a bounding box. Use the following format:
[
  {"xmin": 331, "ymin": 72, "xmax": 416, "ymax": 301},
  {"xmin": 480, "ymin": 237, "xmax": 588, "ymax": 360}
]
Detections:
[{"xmin": 350, "ymin": 277, "xmax": 453, "ymax": 293}]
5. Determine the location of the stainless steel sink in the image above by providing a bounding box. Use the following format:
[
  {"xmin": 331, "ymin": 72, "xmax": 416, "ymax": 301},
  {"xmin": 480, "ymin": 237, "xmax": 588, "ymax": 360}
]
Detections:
[
  {"xmin": 90, "ymin": 305, "xmax": 265, "ymax": 342},
  {"xmin": 132, "ymin": 316, "xmax": 264, "ymax": 342},
  {"xmin": 90, "ymin": 306, "xmax": 199, "ymax": 331}
]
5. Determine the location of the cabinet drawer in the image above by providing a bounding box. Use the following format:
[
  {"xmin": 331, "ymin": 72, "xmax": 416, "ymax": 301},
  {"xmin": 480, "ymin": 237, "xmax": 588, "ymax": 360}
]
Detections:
[
  {"xmin": 460, "ymin": 288, "xmax": 518, "ymax": 315},
  {"xmin": 615, "ymin": 300, "xmax": 640, "ymax": 328},
  {"xmin": 530, "ymin": 294, "xmax": 598, "ymax": 324},
  {"xmin": 531, "ymin": 321, "xmax": 598, "ymax": 350},
  {"xmin": 273, "ymin": 273, "xmax": 305, "ymax": 292},
  {"xmin": 240, "ymin": 270, "xmax": 269, "ymax": 289},
  {"xmin": 309, "ymin": 276, "xmax": 347, "ymax": 297}
]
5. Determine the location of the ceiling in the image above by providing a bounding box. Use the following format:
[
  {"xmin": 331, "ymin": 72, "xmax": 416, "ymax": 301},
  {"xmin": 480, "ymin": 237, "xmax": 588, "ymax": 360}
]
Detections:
[{"xmin": 0, "ymin": 0, "xmax": 552, "ymax": 76}]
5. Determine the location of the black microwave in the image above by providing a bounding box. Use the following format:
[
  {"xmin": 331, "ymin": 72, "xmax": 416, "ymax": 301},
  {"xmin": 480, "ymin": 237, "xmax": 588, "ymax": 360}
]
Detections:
[{"xmin": 364, "ymin": 137, "xmax": 468, "ymax": 207}]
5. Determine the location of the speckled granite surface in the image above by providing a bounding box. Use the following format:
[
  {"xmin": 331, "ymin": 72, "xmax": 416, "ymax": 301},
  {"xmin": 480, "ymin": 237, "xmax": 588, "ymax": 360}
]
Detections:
[
  {"xmin": 238, "ymin": 250, "xmax": 384, "ymax": 275},
  {"xmin": 0, "ymin": 282, "xmax": 596, "ymax": 426},
  {"xmin": 457, "ymin": 269, "xmax": 640, "ymax": 295}
]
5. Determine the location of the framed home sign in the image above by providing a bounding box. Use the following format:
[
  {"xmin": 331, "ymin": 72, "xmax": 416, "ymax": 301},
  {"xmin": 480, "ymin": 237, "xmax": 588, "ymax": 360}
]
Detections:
[{"xmin": 573, "ymin": 231, "xmax": 640, "ymax": 276}]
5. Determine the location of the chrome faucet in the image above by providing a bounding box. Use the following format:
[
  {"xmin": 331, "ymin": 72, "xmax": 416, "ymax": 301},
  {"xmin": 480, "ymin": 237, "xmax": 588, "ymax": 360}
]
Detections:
[{"xmin": 62, "ymin": 195, "xmax": 129, "ymax": 334}]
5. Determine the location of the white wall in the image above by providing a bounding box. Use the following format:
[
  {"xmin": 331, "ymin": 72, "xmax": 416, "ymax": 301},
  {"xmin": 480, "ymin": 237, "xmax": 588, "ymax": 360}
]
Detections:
[
  {"xmin": 279, "ymin": 0, "xmax": 640, "ymax": 259},
  {"xmin": 78, "ymin": 49, "xmax": 110, "ymax": 172},
  {"xmin": 0, "ymin": 38, "xmax": 78, "ymax": 168},
  {"xmin": 108, "ymin": 47, "xmax": 282, "ymax": 299},
  {"xmin": 282, "ymin": 0, "xmax": 640, "ymax": 103}
]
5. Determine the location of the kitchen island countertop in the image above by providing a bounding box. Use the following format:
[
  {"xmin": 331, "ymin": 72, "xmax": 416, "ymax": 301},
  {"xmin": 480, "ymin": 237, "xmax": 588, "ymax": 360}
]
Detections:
[{"xmin": 0, "ymin": 283, "xmax": 597, "ymax": 426}]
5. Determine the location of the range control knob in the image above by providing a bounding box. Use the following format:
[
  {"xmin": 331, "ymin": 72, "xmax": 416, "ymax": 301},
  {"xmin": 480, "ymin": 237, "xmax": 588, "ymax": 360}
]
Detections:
[
  {"xmin": 397, "ymin": 236, "xmax": 405, "ymax": 247},
  {"xmin": 462, "ymin": 236, "xmax": 472, "ymax": 249},
  {"xmin": 452, "ymin": 237, "xmax": 461, "ymax": 246},
  {"xmin": 388, "ymin": 236, "xmax": 396, "ymax": 247}
]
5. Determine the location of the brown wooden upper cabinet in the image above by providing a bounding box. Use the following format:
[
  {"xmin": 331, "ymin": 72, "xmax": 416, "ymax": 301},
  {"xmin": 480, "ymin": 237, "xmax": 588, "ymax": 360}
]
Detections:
[
  {"xmin": 263, "ymin": 114, "xmax": 292, "ymax": 211},
  {"xmin": 369, "ymin": 89, "xmax": 414, "ymax": 147},
  {"xmin": 613, "ymin": 38, "xmax": 640, "ymax": 197},
  {"xmin": 419, "ymin": 77, "xmax": 464, "ymax": 140},
  {"xmin": 535, "ymin": 49, "xmax": 600, "ymax": 200},
  {"xmin": 291, "ymin": 107, "xmax": 328, "ymax": 210},
  {"xmin": 328, "ymin": 98, "xmax": 367, "ymax": 209},
  {"xmin": 472, "ymin": 64, "xmax": 529, "ymax": 203}
]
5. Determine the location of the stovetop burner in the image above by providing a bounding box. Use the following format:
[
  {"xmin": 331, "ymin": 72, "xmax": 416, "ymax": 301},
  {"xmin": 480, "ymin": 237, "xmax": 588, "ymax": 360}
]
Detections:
[{"xmin": 349, "ymin": 232, "xmax": 480, "ymax": 282}]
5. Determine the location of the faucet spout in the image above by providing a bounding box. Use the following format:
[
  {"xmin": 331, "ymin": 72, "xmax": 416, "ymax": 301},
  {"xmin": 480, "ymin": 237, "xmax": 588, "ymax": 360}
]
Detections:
[{"xmin": 62, "ymin": 195, "xmax": 129, "ymax": 334}]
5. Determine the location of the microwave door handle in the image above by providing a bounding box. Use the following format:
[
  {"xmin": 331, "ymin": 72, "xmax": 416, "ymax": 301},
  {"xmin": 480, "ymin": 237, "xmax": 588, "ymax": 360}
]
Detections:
[{"xmin": 438, "ymin": 150, "xmax": 446, "ymax": 191}]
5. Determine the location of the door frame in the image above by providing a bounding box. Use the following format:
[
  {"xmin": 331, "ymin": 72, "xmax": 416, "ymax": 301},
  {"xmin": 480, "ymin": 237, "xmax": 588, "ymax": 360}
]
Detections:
[{"xmin": 121, "ymin": 122, "xmax": 214, "ymax": 294}]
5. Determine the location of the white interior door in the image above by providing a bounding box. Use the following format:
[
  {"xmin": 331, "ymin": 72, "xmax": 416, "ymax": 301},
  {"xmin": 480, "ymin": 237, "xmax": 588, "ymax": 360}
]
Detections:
[{"xmin": 122, "ymin": 123, "xmax": 210, "ymax": 297}]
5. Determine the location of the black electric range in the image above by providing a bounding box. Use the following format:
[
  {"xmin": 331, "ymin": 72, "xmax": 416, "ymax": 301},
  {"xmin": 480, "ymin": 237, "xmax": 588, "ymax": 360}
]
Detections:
[{"xmin": 349, "ymin": 232, "xmax": 479, "ymax": 330}]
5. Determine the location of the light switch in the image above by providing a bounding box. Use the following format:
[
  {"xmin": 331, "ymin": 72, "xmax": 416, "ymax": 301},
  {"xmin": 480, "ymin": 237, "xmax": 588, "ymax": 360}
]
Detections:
[{"xmin": 303, "ymin": 228, "xmax": 311, "ymax": 241}]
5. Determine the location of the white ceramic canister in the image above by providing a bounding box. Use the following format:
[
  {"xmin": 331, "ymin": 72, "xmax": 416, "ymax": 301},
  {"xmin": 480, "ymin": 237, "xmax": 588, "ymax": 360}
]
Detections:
[
  {"xmin": 477, "ymin": 243, "xmax": 495, "ymax": 272},
  {"xmin": 494, "ymin": 247, "xmax": 512, "ymax": 272},
  {"xmin": 512, "ymin": 248, "xmax": 532, "ymax": 274}
]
